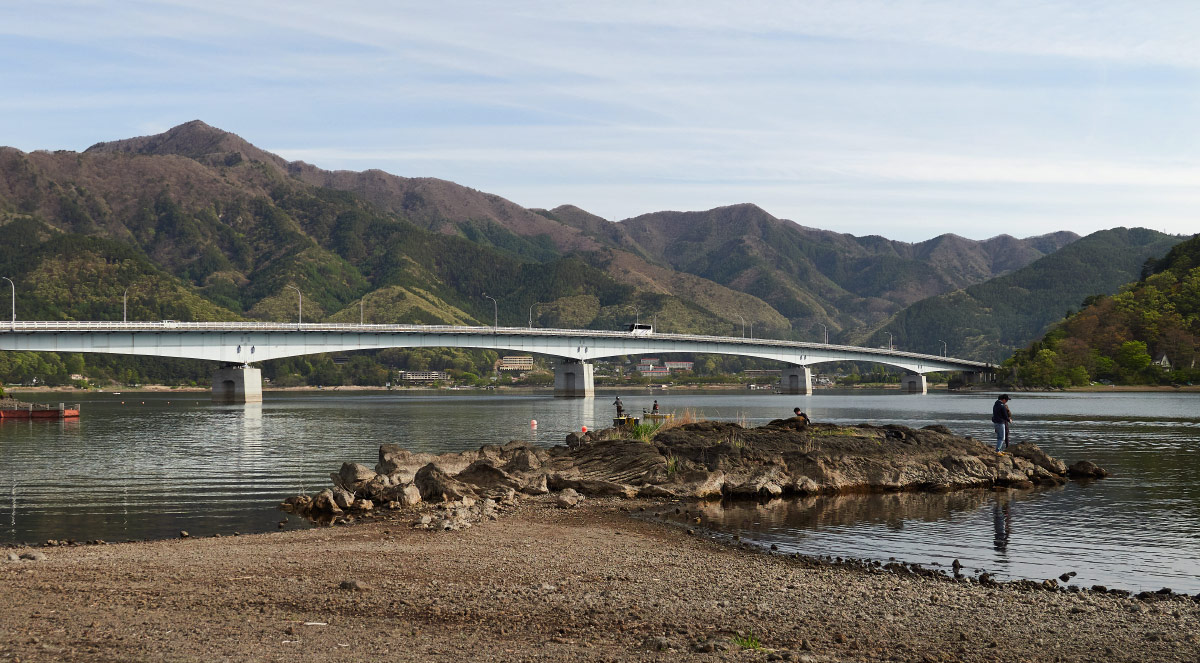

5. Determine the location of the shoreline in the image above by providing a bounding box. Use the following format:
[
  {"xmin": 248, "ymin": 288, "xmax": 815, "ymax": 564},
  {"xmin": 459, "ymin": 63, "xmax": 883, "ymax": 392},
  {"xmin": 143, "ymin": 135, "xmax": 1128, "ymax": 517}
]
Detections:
[{"xmin": 2, "ymin": 497, "xmax": 1196, "ymax": 662}]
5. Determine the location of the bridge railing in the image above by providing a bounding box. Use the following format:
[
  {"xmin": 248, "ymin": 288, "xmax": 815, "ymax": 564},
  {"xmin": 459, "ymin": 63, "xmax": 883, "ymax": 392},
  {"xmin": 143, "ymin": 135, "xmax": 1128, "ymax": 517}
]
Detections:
[{"xmin": 1, "ymin": 321, "xmax": 991, "ymax": 369}]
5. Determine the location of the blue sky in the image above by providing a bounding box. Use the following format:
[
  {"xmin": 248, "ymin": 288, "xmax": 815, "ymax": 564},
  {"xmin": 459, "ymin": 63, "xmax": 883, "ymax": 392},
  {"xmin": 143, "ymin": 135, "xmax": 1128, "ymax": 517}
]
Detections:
[{"xmin": 2, "ymin": 1, "xmax": 1197, "ymax": 241}]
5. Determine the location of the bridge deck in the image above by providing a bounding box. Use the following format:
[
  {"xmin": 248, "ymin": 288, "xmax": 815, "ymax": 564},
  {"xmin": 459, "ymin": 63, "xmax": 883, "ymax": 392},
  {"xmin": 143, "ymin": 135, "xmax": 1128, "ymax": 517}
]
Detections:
[{"xmin": 1, "ymin": 321, "xmax": 992, "ymax": 373}]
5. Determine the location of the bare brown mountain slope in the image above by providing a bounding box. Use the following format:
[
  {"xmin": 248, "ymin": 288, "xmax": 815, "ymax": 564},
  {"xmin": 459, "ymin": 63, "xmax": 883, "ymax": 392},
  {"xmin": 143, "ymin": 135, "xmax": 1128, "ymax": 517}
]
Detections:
[{"xmin": 83, "ymin": 121, "xmax": 600, "ymax": 254}]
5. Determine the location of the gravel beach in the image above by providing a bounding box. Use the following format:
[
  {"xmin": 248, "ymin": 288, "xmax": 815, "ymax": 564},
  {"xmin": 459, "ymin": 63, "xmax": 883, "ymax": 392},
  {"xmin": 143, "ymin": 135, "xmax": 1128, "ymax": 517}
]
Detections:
[{"xmin": 2, "ymin": 497, "xmax": 1197, "ymax": 662}]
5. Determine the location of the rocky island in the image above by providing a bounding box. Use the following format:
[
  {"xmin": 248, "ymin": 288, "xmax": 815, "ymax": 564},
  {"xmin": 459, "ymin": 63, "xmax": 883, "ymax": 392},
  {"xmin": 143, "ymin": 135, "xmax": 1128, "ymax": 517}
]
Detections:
[{"xmin": 283, "ymin": 418, "xmax": 1110, "ymax": 527}]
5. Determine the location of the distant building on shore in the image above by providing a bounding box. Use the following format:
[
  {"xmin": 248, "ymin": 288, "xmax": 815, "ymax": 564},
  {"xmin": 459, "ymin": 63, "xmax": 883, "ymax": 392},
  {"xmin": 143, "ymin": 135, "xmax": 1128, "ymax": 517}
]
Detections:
[
  {"xmin": 498, "ymin": 356, "xmax": 535, "ymax": 371},
  {"xmin": 398, "ymin": 370, "xmax": 449, "ymax": 383},
  {"xmin": 634, "ymin": 358, "xmax": 693, "ymax": 376}
]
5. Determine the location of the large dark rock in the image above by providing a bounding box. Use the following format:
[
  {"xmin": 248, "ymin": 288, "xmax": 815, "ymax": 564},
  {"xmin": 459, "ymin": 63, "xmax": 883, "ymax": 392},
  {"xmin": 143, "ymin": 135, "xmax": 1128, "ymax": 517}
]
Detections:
[
  {"xmin": 454, "ymin": 460, "xmax": 522, "ymax": 492},
  {"xmin": 502, "ymin": 448, "xmax": 542, "ymax": 473},
  {"xmin": 414, "ymin": 463, "xmax": 477, "ymax": 503},
  {"xmin": 1068, "ymin": 460, "xmax": 1110, "ymax": 479},
  {"xmin": 765, "ymin": 414, "xmax": 810, "ymax": 430},
  {"xmin": 311, "ymin": 488, "xmax": 342, "ymax": 516},
  {"xmin": 377, "ymin": 444, "xmax": 415, "ymax": 476},
  {"xmin": 332, "ymin": 462, "xmax": 377, "ymax": 493},
  {"xmin": 1010, "ymin": 443, "xmax": 1067, "ymax": 475}
]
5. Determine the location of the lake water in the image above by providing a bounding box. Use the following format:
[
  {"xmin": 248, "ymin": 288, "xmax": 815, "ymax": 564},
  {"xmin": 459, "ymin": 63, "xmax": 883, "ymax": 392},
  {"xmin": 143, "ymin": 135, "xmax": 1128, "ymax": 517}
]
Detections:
[{"xmin": 1, "ymin": 388, "xmax": 1198, "ymax": 593}]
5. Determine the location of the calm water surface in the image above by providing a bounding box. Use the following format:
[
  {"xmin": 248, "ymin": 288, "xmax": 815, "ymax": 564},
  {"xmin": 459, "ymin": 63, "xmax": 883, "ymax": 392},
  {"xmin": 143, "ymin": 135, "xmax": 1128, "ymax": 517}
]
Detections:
[{"xmin": 1, "ymin": 388, "xmax": 1197, "ymax": 593}]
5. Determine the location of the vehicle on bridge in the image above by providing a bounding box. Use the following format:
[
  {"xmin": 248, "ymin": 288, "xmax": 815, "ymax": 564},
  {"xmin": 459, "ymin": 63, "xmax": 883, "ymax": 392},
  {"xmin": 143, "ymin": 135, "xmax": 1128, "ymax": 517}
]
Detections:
[{"xmin": 628, "ymin": 323, "xmax": 654, "ymax": 335}]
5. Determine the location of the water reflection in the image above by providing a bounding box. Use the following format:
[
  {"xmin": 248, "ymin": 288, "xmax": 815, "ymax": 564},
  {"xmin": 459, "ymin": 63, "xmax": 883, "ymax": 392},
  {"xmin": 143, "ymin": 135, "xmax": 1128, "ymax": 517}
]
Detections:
[
  {"xmin": 992, "ymin": 499, "xmax": 1011, "ymax": 554},
  {"xmin": 692, "ymin": 489, "xmax": 996, "ymax": 532}
]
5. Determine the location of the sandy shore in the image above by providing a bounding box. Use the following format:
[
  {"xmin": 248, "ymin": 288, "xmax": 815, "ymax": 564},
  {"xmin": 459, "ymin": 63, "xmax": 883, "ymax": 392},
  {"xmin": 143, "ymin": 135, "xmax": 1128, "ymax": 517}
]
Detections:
[{"xmin": 2, "ymin": 497, "xmax": 1197, "ymax": 662}]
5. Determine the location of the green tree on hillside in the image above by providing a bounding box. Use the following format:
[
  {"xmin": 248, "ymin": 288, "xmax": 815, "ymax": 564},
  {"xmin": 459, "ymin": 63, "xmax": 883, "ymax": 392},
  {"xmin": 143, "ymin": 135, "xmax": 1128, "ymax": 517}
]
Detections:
[{"xmin": 1006, "ymin": 234, "xmax": 1200, "ymax": 386}]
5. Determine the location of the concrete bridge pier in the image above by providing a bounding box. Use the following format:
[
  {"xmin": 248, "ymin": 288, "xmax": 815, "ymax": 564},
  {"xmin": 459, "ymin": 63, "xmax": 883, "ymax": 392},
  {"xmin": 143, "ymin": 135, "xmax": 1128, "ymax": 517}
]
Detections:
[
  {"xmin": 901, "ymin": 372, "xmax": 928, "ymax": 394},
  {"xmin": 212, "ymin": 364, "xmax": 263, "ymax": 403},
  {"xmin": 554, "ymin": 360, "xmax": 594, "ymax": 398},
  {"xmin": 966, "ymin": 370, "xmax": 995, "ymax": 384},
  {"xmin": 779, "ymin": 365, "xmax": 812, "ymax": 395}
]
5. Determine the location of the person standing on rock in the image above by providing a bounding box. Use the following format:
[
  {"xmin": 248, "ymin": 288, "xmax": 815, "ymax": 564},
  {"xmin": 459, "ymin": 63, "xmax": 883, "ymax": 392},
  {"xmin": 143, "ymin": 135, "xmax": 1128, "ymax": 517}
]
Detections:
[
  {"xmin": 614, "ymin": 396, "xmax": 624, "ymax": 418},
  {"xmin": 652, "ymin": 400, "xmax": 659, "ymax": 413},
  {"xmin": 992, "ymin": 394, "xmax": 1012, "ymax": 455}
]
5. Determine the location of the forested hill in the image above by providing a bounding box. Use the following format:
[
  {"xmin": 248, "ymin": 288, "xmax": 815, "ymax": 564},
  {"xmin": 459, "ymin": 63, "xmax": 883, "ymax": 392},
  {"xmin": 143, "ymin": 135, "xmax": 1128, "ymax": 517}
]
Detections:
[
  {"xmin": 613, "ymin": 203, "xmax": 1078, "ymax": 340},
  {"xmin": 1006, "ymin": 233, "xmax": 1200, "ymax": 387},
  {"xmin": 871, "ymin": 227, "xmax": 1183, "ymax": 361}
]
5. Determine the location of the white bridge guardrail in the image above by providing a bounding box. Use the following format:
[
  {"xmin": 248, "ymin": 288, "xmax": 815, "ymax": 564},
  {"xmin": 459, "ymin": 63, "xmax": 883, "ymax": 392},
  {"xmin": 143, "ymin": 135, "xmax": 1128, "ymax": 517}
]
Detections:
[{"xmin": 1, "ymin": 320, "xmax": 993, "ymax": 370}]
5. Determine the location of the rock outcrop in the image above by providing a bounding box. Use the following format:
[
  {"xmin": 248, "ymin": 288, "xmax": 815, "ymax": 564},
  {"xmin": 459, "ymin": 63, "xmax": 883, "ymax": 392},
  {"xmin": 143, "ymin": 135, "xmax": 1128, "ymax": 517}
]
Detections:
[{"xmin": 282, "ymin": 421, "xmax": 1106, "ymax": 525}]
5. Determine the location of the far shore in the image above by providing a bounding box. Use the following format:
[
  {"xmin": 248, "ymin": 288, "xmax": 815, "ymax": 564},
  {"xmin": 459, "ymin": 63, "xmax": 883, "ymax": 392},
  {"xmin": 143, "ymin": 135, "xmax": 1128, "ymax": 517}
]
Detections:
[{"xmin": 6, "ymin": 382, "xmax": 1198, "ymax": 396}]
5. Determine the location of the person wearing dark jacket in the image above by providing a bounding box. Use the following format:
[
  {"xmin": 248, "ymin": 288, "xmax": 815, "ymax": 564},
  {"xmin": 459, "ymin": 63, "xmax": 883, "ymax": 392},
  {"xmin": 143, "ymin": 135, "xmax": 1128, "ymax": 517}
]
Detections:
[{"xmin": 991, "ymin": 394, "xmax": 1012, "ymax": 454}]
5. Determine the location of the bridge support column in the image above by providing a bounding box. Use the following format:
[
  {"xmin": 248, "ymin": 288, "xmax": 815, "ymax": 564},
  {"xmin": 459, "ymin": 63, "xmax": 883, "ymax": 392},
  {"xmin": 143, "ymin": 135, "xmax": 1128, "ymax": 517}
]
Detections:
[
  {"xmin": 554, "ymin": 360, "xmax": 594, "ymax": 398},
  {"xmin": 901, "ymin": 372, "xmax": 927, "ymax": 394},
  {"xmin": 779, "ymin": 365, "xmax": 812, "ymax": 395},
  {"xmin": 212, "ymin": 364, "xmax": 263, "ymax": 403}
]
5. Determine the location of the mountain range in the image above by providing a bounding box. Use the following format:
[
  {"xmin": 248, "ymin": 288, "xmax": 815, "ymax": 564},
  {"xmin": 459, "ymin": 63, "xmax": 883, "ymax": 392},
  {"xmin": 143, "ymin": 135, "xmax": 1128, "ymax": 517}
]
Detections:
[{"xmin": 0, "ymin": 121, "xmax": 1182, "ymax": 364}]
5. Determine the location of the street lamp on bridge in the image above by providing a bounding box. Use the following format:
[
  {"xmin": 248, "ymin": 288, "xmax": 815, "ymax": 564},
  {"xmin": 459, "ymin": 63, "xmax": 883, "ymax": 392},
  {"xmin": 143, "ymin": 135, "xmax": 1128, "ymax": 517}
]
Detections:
[
  {"xmin": 939, "ymin": 339, "xmax": 947, "ymax": 357},
  {"xmin": 483, "ymin": 294, "xmax": 498, "ymax": 329},
  {"xmin": 736, "ymin": 313, "xmax": 745, "ymax": 338},
  {"xmin": 122, "ymin": 285, "xmax": 143, "ymax": 324},
  {"xmin": 529, "ymin": 302, "xmax": 543, "ymax": 328},
  {"xmin": 884, "ymin": 331, "xmax": 893, "ymax": 350},
  {"xmin": 2, "ymin": 277, "xmax": 13, "ymax": 330},
  {"xmin": 818, "ymin": 323, "xmax": 828, "ymax": 345},
  {"xmin": 285, "ymin": 286, "xmax": 302, "ymax": 326}
]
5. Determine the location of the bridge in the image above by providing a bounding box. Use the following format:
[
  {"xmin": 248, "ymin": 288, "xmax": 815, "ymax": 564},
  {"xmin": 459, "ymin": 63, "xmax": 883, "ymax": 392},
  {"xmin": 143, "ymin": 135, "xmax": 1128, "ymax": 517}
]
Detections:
[{"xmin": 0, "ymin": 321, "xmax": 994, "ymax": 402}]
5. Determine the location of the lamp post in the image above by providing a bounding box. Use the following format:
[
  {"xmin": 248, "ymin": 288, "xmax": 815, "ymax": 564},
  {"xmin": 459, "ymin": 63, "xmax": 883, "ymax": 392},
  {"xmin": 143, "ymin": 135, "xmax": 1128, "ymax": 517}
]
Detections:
[
  {"xmin": 529, "ymin": 302, "xmax": 542, "ymax": 328},
  {"xmin": 818, "ymin": 323, "xmax": 828, "ymax": 345},
  {"xmin": 884, "ymin": 332, "xmax": 893, "ymax": 350},
  {"xmin": 360, "ymin": 292, "xmax": 369, "ymax": 325},
  {"xmin": 939, "ymin": 339, "xmax": 947, "ymax": 357},
  {"xmin": 286, "ymin": 285, "xmax": 302, "ymax": 325},
  {"xmin": 1, "ymin": 277, "xmax": 13, "ymax": 330},
  {"xmin": 749, "ymin": 322, "xmax": 754, "ymax": 339},
  {"xmin": 736, "ymin": 314, "xmax": 745, "ymax": 338},
  {"xmin": 483, "ymin": 294, "xmax": 497, "ymax": 329},
  {"xmin": 629, "ymin": 305, "xmax": 639, "ymax": 325}
]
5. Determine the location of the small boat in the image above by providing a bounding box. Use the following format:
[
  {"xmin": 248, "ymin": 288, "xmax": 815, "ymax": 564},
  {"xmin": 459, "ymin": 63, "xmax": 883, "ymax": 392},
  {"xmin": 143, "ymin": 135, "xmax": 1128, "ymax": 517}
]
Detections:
[
  {"xmin": 0, "ymin": 398, "xmax": 80, "ymax": 420},
  {"xmin": 613, "ymin": 415, "xmax": 640, "ymax": 428}
]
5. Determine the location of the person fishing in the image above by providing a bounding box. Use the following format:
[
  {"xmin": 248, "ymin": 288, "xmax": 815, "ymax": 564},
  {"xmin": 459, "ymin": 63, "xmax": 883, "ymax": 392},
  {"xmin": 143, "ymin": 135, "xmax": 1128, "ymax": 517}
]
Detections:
[
  {"xmin": 992, "ymin": 394, "xmax": 1012, "ymax": 455},
  {"xmin": 652, "ymin": 400, "xmax": 659, "ymax": 413},
  {"xmin": 613, "ymin": 396, "xmax": 624, "ymax": 418}
]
